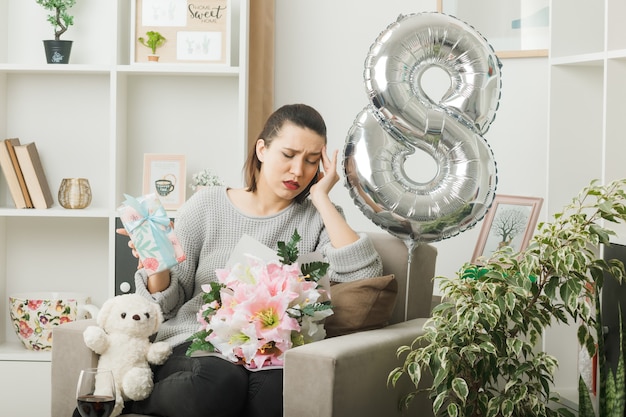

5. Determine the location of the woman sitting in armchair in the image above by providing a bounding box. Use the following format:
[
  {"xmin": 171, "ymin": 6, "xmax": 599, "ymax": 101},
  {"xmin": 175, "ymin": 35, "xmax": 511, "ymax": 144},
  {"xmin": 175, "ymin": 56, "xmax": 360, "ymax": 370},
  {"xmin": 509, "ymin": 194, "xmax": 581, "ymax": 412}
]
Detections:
[{"xmin": 74, "ymin": 103, "xmax": 383, "ymax": 417}]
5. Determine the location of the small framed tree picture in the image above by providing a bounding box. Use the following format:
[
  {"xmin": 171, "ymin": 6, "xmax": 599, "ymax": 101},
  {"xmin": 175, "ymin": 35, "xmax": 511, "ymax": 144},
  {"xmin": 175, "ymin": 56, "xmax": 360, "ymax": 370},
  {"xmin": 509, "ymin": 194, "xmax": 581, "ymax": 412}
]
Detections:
[
  {"xmin": 143, "ymin": 154, "xmax": 187, "ymax": 210},
  {"xmin": 472, "ymin": 195, "xmax": 543, "ymax": 263}
]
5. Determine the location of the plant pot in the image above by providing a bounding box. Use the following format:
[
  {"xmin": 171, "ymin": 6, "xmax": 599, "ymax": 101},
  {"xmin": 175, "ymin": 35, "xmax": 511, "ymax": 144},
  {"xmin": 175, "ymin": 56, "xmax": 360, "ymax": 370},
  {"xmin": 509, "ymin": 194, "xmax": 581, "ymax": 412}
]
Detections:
[
  {"xmin": 43, "ymin": 40, "xmax": 73, "ymax": 64},
  {"xmin": 148, "ymin": 54, "xmax": 160, "ymax": 62}
]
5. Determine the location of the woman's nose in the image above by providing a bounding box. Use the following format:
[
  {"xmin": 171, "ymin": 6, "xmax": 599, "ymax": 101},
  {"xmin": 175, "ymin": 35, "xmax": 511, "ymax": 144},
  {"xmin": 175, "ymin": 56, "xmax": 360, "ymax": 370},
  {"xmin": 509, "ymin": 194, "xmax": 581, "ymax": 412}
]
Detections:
[{"xmin": 290, "ymin": 158, "xmax": 304, "ymax": 176}]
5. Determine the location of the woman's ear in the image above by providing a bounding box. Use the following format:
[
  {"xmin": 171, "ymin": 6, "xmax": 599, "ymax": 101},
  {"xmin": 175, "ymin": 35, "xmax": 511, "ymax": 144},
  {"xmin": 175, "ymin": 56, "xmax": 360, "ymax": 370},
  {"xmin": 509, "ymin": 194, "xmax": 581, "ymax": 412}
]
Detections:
[{"xmin": 255, "ymin": 139, "xmax": 266, "ymax": 163}]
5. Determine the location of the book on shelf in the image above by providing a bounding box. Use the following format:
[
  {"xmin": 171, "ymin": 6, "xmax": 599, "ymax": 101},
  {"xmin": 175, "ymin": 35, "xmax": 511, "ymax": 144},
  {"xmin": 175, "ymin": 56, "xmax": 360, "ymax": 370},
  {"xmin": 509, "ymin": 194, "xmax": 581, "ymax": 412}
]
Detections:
[
  {"xmin": 14, "ymin": 142, "xmax": 54, "ymax": 209},
  {"xmin": 6, "ymin": 138, "xmax": 34, "ymax": 208},
  {"xmin": 0, "ymin": 138, "xmax": 33, "ymax": 208}
]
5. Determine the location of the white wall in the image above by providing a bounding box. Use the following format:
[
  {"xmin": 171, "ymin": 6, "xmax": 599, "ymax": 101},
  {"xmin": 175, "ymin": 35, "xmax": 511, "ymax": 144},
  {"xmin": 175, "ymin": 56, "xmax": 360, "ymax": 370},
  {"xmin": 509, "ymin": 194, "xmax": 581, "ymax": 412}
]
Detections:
[{"xmin": 274, "ymin": 0, "xmax": 550, "ymax": 284}]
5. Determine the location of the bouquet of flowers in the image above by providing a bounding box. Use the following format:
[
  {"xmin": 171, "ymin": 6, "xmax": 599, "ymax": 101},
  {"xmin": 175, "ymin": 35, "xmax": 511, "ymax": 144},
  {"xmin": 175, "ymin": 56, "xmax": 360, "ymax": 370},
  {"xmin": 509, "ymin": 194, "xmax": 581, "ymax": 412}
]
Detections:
[
  {"xmin": 190, "ymin": 168, "xmax": 224, "ymax": 191},
  {"xmin": 186, "ymin": 230, "xmax": 333, "ymax": 369}
]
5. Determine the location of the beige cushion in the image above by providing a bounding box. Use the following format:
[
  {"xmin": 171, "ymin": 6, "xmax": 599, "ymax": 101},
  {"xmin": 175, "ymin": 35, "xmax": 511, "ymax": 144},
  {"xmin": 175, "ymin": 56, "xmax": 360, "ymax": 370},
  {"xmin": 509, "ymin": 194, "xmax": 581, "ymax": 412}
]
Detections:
[{"xmin": 324, "ymin": 275, "xmax": 398, "ymax": 337}]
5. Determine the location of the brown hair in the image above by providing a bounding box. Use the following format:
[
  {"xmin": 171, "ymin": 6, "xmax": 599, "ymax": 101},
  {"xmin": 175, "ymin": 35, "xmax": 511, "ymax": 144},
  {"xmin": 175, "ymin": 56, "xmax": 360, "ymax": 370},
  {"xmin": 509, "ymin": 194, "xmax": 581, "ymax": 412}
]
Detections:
[{"xmin": 244, "ymin": 104, "xmax": 327, "ymax": 203}]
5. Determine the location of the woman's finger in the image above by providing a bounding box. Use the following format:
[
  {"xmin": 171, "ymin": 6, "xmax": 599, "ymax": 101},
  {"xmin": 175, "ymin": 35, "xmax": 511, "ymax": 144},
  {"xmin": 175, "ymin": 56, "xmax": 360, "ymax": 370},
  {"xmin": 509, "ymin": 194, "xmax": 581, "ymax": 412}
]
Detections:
[{"xmin": 117, "ymin": 227, "xmax": 143, "ymax": 268}]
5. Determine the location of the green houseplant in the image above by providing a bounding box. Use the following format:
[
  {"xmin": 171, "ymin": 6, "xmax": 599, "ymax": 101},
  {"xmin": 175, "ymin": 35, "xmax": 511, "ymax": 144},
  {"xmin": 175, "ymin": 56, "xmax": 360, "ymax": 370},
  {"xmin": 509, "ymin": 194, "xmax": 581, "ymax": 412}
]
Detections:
[
  {"xmin": 389, "ymin": 179, "xmax": 626, "ymax": 417},
  {"xmin": 36, "ymin": 0, "xmax": 77, "ymax": 64},
  {"xmin": 578, "ymin": 304, "xmax": 625, "ymax": 416},
  {"xmin": 138, "ymin": 31, "xmax": 167, "ymax": 62}
]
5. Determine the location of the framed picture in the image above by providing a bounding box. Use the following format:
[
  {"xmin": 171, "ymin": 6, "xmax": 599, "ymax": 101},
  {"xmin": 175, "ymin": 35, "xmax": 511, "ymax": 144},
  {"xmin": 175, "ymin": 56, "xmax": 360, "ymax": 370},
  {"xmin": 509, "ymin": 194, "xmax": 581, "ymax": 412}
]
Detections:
[
  {"xmin": 472, "ymin": 195, "xmax": 543, "ymax": 263},
  {"xmin": 143, "ymin": 154, "xmax": 187, "ymax": 210},
  {"xmin": 131, "ymin": 0, "xmax": 230, "ymax": 64},
  {"xmin": 437, "ymin": 0, "xmax": 549, "ymax": 58}
]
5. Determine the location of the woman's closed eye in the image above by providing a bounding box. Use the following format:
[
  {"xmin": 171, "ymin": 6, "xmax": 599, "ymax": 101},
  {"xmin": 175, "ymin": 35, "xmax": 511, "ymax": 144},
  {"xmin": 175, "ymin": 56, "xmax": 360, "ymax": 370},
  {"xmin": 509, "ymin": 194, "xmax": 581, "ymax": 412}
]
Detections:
[{"xmin": 282, "ymin": 152, "xmax": 319, "ymax": 165}]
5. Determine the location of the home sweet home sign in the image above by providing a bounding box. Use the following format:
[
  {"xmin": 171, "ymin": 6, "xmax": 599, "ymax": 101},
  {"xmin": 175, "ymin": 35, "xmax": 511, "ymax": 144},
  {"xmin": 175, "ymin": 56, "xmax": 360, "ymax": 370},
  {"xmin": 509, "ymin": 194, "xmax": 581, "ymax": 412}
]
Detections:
[{"xmin": 133, "ymin": 0, "xmax": 230, "ymax": 64}]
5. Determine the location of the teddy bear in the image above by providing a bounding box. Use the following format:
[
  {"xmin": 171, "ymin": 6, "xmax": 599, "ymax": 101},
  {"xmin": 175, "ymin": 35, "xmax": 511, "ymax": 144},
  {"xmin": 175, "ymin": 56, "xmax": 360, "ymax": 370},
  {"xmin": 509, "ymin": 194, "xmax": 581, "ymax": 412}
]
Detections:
[{"xmin": 83, "ymin": 293, "xmax": 172, "ymax": 417}]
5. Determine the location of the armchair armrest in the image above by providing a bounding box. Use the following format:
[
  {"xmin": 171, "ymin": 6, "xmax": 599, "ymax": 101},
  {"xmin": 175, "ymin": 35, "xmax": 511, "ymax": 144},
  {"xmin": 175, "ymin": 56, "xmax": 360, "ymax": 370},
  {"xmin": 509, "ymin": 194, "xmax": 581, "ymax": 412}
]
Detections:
[
  {"xmin": 51, "ymin": 319, "xmax": 98, "ymax": 417},
  {"xmin": 283, "ymin": 318, "xmax": 434, "ymax": 417},
  {"xmin": 52, "ymin": 316, "xmax": 435, "ymax": 417}
]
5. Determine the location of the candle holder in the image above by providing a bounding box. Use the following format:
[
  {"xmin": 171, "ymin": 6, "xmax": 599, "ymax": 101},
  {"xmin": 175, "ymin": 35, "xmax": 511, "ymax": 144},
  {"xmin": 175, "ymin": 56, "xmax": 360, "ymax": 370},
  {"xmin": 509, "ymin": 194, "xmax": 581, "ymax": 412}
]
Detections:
[{"xmin": 58, "ymin": 178, "xmax": 92, "ymax": 209}]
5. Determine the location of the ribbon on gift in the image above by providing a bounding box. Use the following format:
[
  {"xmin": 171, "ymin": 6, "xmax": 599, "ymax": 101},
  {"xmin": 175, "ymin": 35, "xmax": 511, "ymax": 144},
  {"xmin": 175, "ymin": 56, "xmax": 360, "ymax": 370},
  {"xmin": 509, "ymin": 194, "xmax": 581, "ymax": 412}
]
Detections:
[{"xmin": 121, "ymin": 194, "xmax": 177, "ymax": 268}]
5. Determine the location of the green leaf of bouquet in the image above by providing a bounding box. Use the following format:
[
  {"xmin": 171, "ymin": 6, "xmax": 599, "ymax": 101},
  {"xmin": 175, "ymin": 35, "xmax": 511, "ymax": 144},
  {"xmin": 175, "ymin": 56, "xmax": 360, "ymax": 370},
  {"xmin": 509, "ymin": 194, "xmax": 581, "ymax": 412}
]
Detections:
[
  {"xmin": 277, "ymin": 229, "xmax": 301, "ymax": 265},
  {"xmin": 301, "ymin": 261, "xmax": 329, "ymax": 282},
  {"xmin": 202, "ymin": 282, "xmax": 224, "ymax": 302},
  {"xmin": 300, "ymin": 301, "xmax": 333, "ymax": 317},
  {"xmin": 185, "ymin": 331, "xmax": 216, "ymax": 357},
  {"xmin": 291, "ymin": 332, "xmax": 305, "ymax": 347}
]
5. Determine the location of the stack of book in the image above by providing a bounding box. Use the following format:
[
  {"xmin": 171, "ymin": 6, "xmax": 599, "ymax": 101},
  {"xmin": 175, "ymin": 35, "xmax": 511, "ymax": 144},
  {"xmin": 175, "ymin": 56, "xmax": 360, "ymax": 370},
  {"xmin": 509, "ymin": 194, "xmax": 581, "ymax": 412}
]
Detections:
[{"xmin": 0, "ymin": 138, "xmax": 54, "ymax": 209}]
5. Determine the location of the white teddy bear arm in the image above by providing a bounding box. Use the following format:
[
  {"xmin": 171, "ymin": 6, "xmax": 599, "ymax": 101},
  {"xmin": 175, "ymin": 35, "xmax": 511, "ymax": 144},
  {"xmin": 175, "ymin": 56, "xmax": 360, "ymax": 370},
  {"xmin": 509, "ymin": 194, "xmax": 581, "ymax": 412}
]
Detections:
[
  {"xmin": 83, "ymin": 325, "xmax": 110, "ymax": 355},
  {"xmin": 146, "ymin": 341, "xmax": 172, "ymax": 365}
]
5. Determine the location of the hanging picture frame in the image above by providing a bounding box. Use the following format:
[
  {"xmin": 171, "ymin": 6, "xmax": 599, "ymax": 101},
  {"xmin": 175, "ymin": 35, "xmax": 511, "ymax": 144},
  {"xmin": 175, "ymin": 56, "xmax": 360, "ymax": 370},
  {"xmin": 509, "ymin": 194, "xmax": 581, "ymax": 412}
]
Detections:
[
  {"xmin": 143, "ymin": 154, "xmax": 187, "ymax": 210},
  {"xmin": 131, "ymin": 0, "xmax": 230, "ymax": 64},
  {"xmin": 437, "ymin": 0, "xmax": 549, "ymax": 58},
  {"xmin": 472, "ymin": 195, "xmax": 544, "ymax": 263}
]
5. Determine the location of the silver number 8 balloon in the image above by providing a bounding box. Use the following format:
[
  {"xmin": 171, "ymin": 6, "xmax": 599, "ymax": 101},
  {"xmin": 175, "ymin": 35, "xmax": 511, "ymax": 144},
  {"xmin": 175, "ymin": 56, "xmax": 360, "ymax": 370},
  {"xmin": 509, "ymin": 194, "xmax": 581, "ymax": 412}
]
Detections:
[{"xmin": 344, "ymin": 12, "xmax": 502, "ymax": 247}]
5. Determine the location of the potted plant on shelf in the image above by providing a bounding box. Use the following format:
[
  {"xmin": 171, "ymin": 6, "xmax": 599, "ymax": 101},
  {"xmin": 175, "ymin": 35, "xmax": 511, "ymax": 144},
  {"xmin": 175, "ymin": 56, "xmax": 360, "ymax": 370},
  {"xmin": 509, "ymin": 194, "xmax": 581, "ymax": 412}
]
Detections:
[
  {"xmin": 138, "ymin": 31, "xmax": 167, "ymax": 62},
  {"xmin": 190, "ymin": 168, "xmax": 223, "ymax": 192},
  {"xmin": 36, "ymin": 0, "xmax": 77, "ymax": 64},
  {"xmin": 389, "ymin": 179, "xmax": 626, "ymax": 417}
]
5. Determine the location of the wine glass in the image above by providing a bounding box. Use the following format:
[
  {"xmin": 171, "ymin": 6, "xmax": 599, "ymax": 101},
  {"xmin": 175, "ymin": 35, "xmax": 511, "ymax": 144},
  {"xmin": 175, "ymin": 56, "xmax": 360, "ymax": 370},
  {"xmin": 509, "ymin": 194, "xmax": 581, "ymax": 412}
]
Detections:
[{"xmin": 76, "ymin": 368, "xmax": 116, "ymax": 417}]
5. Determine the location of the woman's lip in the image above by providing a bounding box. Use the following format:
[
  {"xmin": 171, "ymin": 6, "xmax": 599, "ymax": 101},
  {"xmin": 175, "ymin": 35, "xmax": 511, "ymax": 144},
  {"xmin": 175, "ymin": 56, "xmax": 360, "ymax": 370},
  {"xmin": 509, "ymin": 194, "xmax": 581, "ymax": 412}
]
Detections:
[{"xmin": 284, "ymin": 181, "xmax": 300, "ymax": 190}]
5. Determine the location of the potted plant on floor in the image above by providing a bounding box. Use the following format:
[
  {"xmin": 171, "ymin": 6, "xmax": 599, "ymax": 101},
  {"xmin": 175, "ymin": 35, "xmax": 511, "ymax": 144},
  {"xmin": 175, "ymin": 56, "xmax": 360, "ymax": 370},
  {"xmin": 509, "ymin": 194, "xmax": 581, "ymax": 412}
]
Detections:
[
  {"xmin": 578, "ymin": 298, "xmax": 625, "ymax": 416},
  {"xmin": 138, "ymin": 31, "xmax": 167, "ymax": 62},
  {"xmin": 36, "ymin": 0, "xmax": 77, "ymax": 64},
  {"xmin": 389, "ymin": 179, "xmax": 626, "ymax": 417}
]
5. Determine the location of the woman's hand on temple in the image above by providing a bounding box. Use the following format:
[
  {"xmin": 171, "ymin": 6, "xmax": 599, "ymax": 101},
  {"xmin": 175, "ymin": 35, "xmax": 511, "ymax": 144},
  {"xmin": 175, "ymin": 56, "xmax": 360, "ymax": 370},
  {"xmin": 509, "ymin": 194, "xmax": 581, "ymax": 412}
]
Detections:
[
  {"xmin": 310, "ymin": 147, "xmax": 339, "ymax": 199},
  {"xmin": 308, "ymin": 147, "xmax": 359, "ymax": 247}
]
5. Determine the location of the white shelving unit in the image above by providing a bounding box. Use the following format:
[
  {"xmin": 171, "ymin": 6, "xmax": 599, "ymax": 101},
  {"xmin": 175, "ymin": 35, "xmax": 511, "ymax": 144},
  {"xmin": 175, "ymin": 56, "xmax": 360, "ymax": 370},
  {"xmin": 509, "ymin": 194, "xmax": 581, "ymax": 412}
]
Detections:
[
  {"xmin": 0, "ymin": 1, "xmax": 249, "ymax": 415},
  {"xmin": 546, "ymin": 0, "xmax": 626, "ymax": 404}
]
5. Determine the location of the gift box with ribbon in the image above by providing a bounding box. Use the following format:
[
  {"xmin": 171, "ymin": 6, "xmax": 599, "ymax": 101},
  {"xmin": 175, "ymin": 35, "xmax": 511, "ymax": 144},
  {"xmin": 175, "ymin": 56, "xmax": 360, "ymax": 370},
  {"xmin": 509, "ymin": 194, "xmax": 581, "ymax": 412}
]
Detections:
[{"xmin": 118, "ymin": 193, "xmax": 186, "ymax": 275}]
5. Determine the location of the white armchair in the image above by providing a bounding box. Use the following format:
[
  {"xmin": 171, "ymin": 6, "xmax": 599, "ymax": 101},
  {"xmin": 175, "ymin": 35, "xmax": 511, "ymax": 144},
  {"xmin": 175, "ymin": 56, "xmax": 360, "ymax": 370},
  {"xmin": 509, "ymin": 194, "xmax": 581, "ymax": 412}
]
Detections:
[{"xmin": 51, "ymin": 232, "xmax": 437, "ymax": 417}]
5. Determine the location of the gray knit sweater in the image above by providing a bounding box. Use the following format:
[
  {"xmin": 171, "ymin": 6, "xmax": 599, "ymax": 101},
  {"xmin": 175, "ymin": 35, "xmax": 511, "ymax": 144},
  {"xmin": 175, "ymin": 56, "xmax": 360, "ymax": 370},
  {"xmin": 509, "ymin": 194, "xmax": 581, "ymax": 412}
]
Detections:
[{"xmin": 134, "ymin": 186, "xmax": 383, "ymax": 346}]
